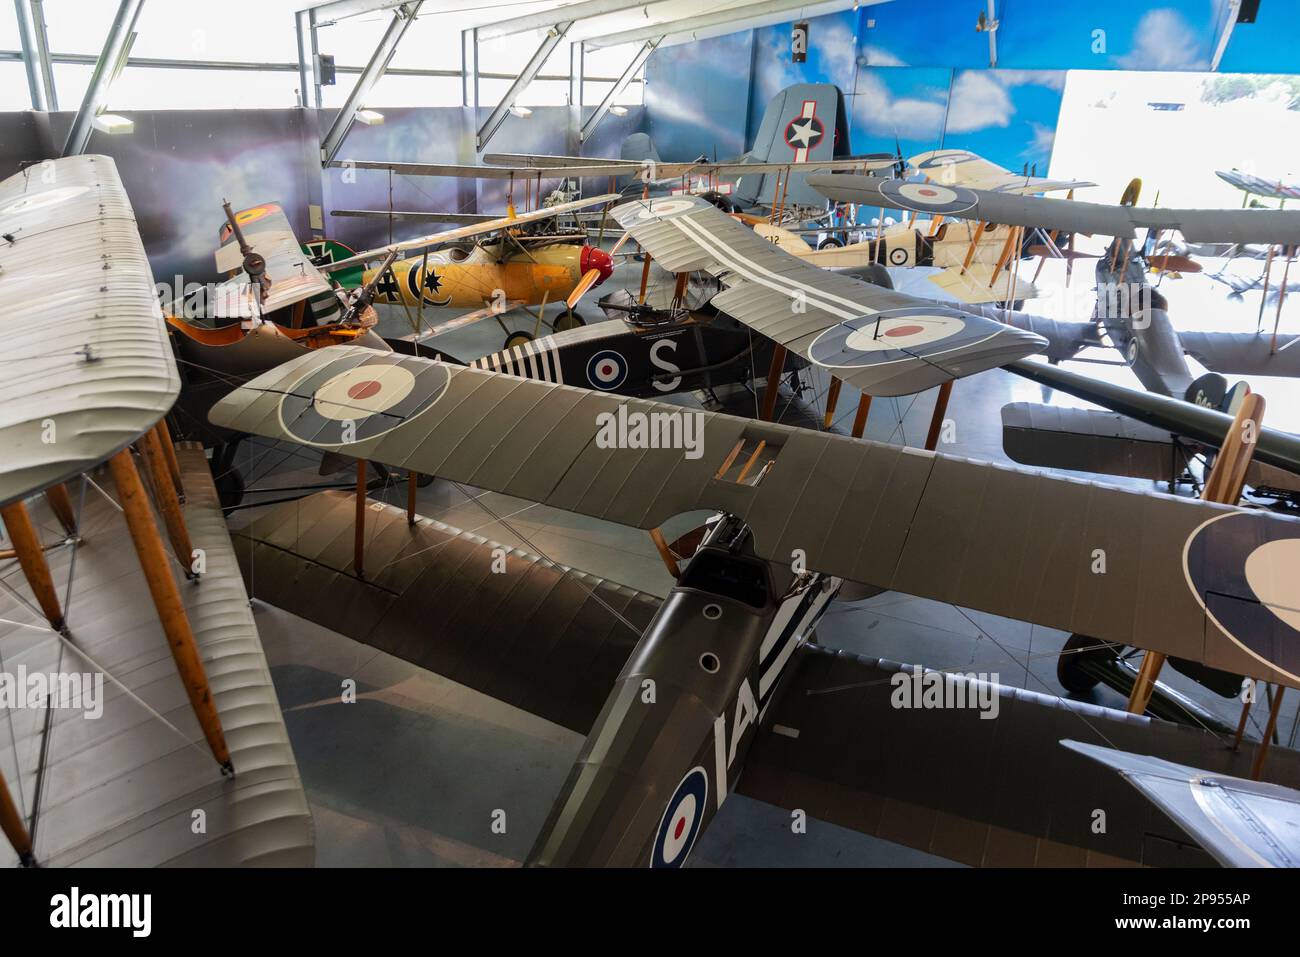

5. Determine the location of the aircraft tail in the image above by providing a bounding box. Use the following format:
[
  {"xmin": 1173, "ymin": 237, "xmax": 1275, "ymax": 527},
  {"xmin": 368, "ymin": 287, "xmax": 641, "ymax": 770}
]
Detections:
[{"xmin": 733, "ymin": 83, "xmax": 849, "ymax": 210}]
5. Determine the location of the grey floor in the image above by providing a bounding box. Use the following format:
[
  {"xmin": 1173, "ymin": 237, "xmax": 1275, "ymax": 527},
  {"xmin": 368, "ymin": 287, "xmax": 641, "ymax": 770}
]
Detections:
[{"xmin": 230, "ymin": 247, "xmax": 1300, "ymax": 867}]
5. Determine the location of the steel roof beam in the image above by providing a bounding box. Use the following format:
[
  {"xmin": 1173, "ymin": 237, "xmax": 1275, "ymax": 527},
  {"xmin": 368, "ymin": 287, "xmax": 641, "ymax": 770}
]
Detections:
[
  {"xmin": 62, "ymin": 0, "xmax": 145, "ymax": 156},
  {"xmin": 475, "ymin": 20, "xmax": 573, "ymax": 151},
  {"xmin": 580, "ymin": 36, "xmax": 657, "ymax": 142},
  {"xmin": 320, "ymin": 0, "xmax": 422, "ymax": 166},
  {"xmin": 477, "ymin": 0, "xmax": 652, "ymax": 42}
]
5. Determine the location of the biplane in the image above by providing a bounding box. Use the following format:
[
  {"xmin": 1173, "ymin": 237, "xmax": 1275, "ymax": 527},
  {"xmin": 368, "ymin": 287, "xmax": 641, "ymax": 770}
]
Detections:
[
  {"xmin": 809, "ymin": 171, "xmax": 1300, "ymax": 400},
  {"xmin": 743, "ymin": 148, "xmax": 1096, "ymax": 306},
  {"xmin": 164, "ymin": 193, "xmax": 619, "ymax": 493},
  {"xmin": 0, "ymin": 155, "xmax": 312, "ymax": 868},
  {"xmin": 435, "ymin": 195, "xmax": 1049, "ymax": 447},
  {"xmin": 211, "ymin": 194, "xmax": 1300, "ymax": 868}
]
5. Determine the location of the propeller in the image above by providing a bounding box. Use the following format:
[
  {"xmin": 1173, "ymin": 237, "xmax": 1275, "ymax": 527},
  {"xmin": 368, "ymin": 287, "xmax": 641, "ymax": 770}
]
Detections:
[
  {"xmin": 564, "ymin": 244, "xmax": 615, "ymax": 311},
  {"xmin": 892, "ymin": 134, "xmax": 906, "ymax": 179}
]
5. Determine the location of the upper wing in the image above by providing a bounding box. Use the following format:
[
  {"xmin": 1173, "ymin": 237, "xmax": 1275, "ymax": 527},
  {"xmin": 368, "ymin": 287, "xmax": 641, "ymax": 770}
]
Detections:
[
  {"xmin": 910, "ymin": 149, "xmax": 1094, "ymax": 194},
  {"xmin": 0, "ymin": 155, "xmax": 178, "ymax": 507},
  {"xmin": 211, "ymin": 203, "xmax": 333, "ymax": 317},
  {"xmin": 1065, "ymin": 741, "xmax": 1300, "ymax": 867},
  {"xmin": 810, "ymin": 173, "xmax": 1300, "ymax": 246},
  {"xmin": 1216, "ymin": 169, "xmax": 1300, "ymax": 202},
  {"xmin": 336, "ymin": 157, "xmax": 897, "ymax": 183},
  {"xmin": 209, "ymin": 347, "xmax": 1300, "ymax": 687},
  {"xmin": 320, "ymin": 194, "xmax": 621, "ymax": 273},
  {"xmin": 1179, "ymin": 330, "xmax": 1300, "ymax": 377},
  {"xmin": 738, "ymin": 646, "xmax": 1300, "ymax": 866},
  {"xmin": 611, "ymin": 195, "xmax": 1046, "ymax": 396}
]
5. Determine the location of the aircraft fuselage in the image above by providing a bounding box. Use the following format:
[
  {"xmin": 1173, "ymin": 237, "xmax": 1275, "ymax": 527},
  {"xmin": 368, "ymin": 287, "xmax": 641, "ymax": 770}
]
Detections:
[{"xmin": 528, "ymin": 517, "xmax": 841, "ymax": 866}]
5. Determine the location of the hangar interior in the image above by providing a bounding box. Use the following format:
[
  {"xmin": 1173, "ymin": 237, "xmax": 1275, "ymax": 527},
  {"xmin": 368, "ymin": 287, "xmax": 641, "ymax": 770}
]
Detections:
[{"xmin": 2, "ymin": 0, "xmax": 1300, "ymax": 869}]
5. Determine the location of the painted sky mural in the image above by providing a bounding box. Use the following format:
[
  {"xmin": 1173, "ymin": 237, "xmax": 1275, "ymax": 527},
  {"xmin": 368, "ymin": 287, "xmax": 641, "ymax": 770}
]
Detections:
[{"xmin": 645, "ymin": 0, "xmax": 1280, "ymax": 179}]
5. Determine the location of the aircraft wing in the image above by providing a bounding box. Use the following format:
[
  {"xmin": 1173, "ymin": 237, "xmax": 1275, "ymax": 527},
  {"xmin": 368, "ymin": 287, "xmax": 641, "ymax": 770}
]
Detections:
[
  {"xmin": 610, "ymin": 195, "xmax": 1046, "ymax": 396},
  {"xmin": 910, "ymin": 149, "xmax": 1094, "ymax": 194},
  {"xmin": 1064, "ymin": 740, "xmax": 1300, "ymax": 867},
  {"xmin": 211, "ymin": 203, "xmax": 335, "ymax": 318},
  {"xmin": 737, "ymin": 647, "xmax": 1300, "ymax": 866},
  {"xmin": 1216, "ymin": 169, "xmax": 1300, "ymax": 202},
  {"xmin": 233, "ymin": 490, "xmax": 659, "ymax": 734},
  {"xmin": 809, "ymin": 173, "xmax": 1300, "ymax": 246},
  {"xmin": 320, "ymin": 193, "xmax": 621, "ymax": 272},
  {"xmin": 1179, "ymin": 330, "xmax": 1300, "ymax": 377},
  {"xmin": 0, "ymin": 154, "xmax": 179, "ymax": 507},
  {"xmin": 962, "ymin": 305, "xmax": 1098, "ymax": 362},
  {"xmin": 210, "ymin": 347, "xmax": 1300, "ymax": 688},
  {"xmin": 335, "ymin": 157, "xmax": 896, "ymax": 183},
  {"xmin": 1001, "ymin": 403, "xmax": 1184, "ymax": 480}
]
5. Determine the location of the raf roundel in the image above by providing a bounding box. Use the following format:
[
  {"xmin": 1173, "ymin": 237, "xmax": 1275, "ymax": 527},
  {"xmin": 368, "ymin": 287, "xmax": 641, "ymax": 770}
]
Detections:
[
  {"xmin": 809, "ymin": 306, "xmax": 971, "ymax": 369},
  {"xmin": 1183, "ymin": 511, "xmax": 1300, "ymax": 684},
  {"xmin": 878, "ymin": 178, "xmax": 979, "ymax": 215},
  {"xmin": 633, "ymin": 197, "xmax": 698, "ymax": 221},
  {"xmin": 278, "ymin": 353, "xmax": 450, "ymax": 447},
  {"xmin": 586, "ymin": 349, "xmax": 628, "ymax": 390},
  {"xmin": 651, "ymin": 766, "xmax": 708, "ymax": 868}
]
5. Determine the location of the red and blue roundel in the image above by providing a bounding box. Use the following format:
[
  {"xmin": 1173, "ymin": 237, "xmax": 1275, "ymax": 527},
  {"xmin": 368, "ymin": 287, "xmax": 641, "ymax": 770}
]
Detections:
[
  {"xmin": 586, "ymin": 349, "xmax": 628, "ymax": 390},
  {"xmin": 808, "ymin": 306, "xmax": 970, "ymax": 369},
  {"xmin": 651, "ymin": 766, "xmax": 708, "ymax": 868},
  {"xmin": 277, "ymin": 353, "xmax": 450, "ymax": 447},
  {"xmin": 878, "ymin": 179, "xmax": 979, "ymax": 215}
]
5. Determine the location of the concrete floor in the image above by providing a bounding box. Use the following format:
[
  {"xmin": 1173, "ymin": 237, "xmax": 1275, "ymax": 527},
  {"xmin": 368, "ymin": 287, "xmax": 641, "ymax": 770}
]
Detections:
[{"xmin": 228, "ymin": 245, "xmax": 1300, "ymax": 867}]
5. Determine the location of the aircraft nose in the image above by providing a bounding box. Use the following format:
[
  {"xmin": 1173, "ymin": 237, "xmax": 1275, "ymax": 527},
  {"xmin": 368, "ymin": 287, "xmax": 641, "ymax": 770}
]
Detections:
[{"xmin": 581, "ymin": 245, "xmax": 614, "ymax": 284}]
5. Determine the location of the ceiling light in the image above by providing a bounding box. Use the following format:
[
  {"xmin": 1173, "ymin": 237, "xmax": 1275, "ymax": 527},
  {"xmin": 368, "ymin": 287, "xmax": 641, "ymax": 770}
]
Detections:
[
  {"xmin": 509, "ymin": 105, "xmax": 532, "ymax": 118},
  {"xmin": 92, "ymin": 113, "xmax": 134, "ymax": 135},
  {"xmin": 356, "ymin": 109, "xmax": 385, "ymax": 126},
  {"xmin": 609, "ymin": 105, "xmax": 628, "ymax": 116}
]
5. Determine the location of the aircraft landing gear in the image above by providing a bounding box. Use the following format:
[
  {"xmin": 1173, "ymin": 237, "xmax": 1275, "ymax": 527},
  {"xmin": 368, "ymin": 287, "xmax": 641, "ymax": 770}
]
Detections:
[{"xmin": 504, "ymin": 330, "xmax": 535, "ymax": 351}]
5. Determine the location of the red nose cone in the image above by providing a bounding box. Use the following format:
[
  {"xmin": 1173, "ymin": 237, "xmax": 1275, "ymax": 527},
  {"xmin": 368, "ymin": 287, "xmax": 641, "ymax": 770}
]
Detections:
[{"xmin": 581, "ymin": 245, "xmax": 614, "ymax": 284}]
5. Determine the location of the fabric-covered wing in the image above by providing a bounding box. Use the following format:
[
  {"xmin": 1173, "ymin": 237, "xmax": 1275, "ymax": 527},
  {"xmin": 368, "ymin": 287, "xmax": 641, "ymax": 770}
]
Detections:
[
  {"xmin": 0, "ymin": 155, "xmax": 179, "ymax": 507},
  {"xmin": 211, "ymin": 203, "xmax": 334, "ymax": 318},
  {"xmin": 1065, "ymin": 741, "xmax": 1300, "ymax": 867},
  {"xmin": 233, "ymin": 490, "xmax": 659, "ymax": 734},
  {"xmin": 611, "ymin": 195, "xmax": 1046, "ymax": 396},
  {"xmin": 1002, "ymin": 403, "xmax": 1183, "ymax": 480},
  {"xmin": 319, "ymin": 193, "xmax": 621, "ymax": 273},
  {"xmin": 962, "ymin": 305, "xmax": 1096, "ymax": 362},
  {"xmin": 909, "ymin": 149, "xmax": 1094, "ymax": 194},
  {"xmin": 738, "ymin": 647, "xmax": 1300, "ymax": 866},
  {"xmin": 810, "ymin": 174, "xmax": 1300, "ymax": 246},
  {"xmin": 210, "ymin": 347, "xmax": 1300, "ymax": 687},
  {"xmin": 1179, "ymin": 330, "xmax": 1300, "ymax": 376},
  {"xmin": 1216, "ymin": 169, "xmax": 1300, "ymax": 202}
]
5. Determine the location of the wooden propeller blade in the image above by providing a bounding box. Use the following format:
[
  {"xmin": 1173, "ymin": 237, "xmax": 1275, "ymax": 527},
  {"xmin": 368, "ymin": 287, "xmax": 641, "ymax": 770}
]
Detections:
[
  {"xmin": 610, "ymin": 232, "xmax": 633, "ymax": 256},
  {"xmin": 566, "ymin": 268, "xmax": 602, "ymax": 309}
]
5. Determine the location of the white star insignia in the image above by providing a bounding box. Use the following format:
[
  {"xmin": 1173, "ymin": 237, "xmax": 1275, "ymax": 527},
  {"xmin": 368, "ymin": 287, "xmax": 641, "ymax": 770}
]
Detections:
[{"xmin": 788, "ymin": 119, "xmax": 820, "ymax": 147}]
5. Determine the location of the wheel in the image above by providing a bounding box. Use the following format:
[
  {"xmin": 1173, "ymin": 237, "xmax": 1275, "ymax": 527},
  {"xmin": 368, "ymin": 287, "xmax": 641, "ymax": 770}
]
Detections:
[
  {"xmin": 554, "ymin": 309, "xmax": 585, "ymax": 332},
  {"xmin": 818, "ymin": 236, "xmax": 845, "ymax": 250},
  {"xmin": 1057, "ymin": 633, "xmax": 1109, "ymax": 694},
  {"xmin": 215, "ymin": 467, "xmax": 245, "ymax": 510},
  {"xmin": 416, "ymin": 472, "xmax": 434, "ymax": 488},
  {"xmin": 504, "ymin": 330, "xmax": 535, "ymax": 351}
]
